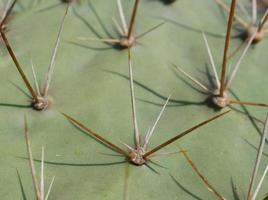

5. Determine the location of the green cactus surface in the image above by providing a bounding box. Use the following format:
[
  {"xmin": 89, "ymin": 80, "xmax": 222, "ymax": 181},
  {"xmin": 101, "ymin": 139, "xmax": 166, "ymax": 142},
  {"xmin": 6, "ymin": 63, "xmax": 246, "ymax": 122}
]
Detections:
[{"xmin": 0, "ymin": 0, "xmax": 268, "ymax": 199}]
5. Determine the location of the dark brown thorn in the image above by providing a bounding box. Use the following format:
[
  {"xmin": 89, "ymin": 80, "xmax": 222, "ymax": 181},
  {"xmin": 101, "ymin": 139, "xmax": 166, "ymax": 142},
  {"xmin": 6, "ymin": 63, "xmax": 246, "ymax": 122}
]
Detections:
[
  {"xmin": 62, "ymin": 113, "xmax": 131, "ymax": 158},
  {"xmin": 215, "ymin": 0, "xmax": 248, "ymax": 29},
  {"xmin": 0, "ymin": 29, "xmax": 38, "ymax": 101},
  {"xmin": 219, "ymin": 0, "xmax": 236, "ymax": 97},
  {"xmin": 144, "ymin": 110, "xmax": 231, "ymax": 158},
  {"xmin": 127, "ymin": 0, "xmax": 140, "ymax": 39},
  {"xmin": 0, "ymin": 0, "xmax": 17, "ymax": 28},
  {"xmin": 229, "ymin": 100, "xmax": 268, "ymax": 107},
  {"xmin": 179, "ymin": 147, "xmax": 225, "ymax": 200}
]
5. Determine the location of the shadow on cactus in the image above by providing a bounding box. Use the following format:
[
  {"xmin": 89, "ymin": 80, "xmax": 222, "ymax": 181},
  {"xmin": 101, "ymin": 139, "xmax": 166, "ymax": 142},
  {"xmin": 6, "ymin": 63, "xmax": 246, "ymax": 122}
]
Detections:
[
  {"xmin": 104, "ymin": 68, "xmax": 206, "ymax": 107},
  {"xmin": 61, "ymin": 0, "xmax": 79, "ymax": 4},
  {"xmin": 39, "ymin": 0, "xmax": 79, "ymax": 12},
  {"xmin": 148, "ymin": 0, "xmax": 177, "ymax": 5},
  {"xmin": 0, "ymin": 4, "xmax": 68, "ymax": 111},
  {"xmin": 160, "ymin": 0, "xmax": 177, "ymax": 5}
]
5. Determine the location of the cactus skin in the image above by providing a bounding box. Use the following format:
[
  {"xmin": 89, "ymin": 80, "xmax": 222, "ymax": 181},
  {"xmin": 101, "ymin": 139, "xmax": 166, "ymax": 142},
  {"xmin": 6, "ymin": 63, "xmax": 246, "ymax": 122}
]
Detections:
[{"xmin": 0, "ymin": 0, "xmax": 268, "ymax": 199}]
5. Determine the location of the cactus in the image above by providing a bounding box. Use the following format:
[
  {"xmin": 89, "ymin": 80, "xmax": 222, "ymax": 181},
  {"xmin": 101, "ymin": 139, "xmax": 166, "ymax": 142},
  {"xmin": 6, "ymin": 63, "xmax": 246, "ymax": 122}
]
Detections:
[
  {"xmin": 215, "ymin": 0, "xmax": 268, "ymax": 43},
  {"xmin": 175, "ymin": 1, "xmax": 268, "ymax": 109},
  {"xmin": 179, "ymin": 114, "xmax": 268, "ymax": 200},
  {"xmin": 17, "ymin": 117, "xmax": 55, "ymax": 200},
  {"xmin": 0, "ymin": 0, "xmax": 268, "ymax": 200},
  {"xmin": 0, "ymin": 4, "xmax": 68, "ymax": 111},
  {"xmin": 76, "ymin": 0, "xmax": 164, "ymax": 49}
]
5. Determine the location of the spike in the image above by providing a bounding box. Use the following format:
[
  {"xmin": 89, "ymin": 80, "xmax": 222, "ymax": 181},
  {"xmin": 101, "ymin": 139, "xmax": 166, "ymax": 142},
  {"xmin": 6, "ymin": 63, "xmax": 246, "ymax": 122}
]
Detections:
[
  {"xmin": 117, "ymin": 0, "xmax": 128, "ymax": 34},
  {"xmin": 252, "ymin": 165, "xmax": 268, "ymax": 200},
  {"xmin": 62, "ymin": 113, "xmax": 131, "ymax": 158},
  {"xmin": 175, "ymin": 65, "xmax": 211, "ymax": 93},
  {"xmin": 0, "ymin": 28, "xmax": 38, "ymax": 101},
  {"xmin": 214, "ymin": 0, "xmax": 248, "ymax": 29},
  {"xmin": 127, "ymin": 48, "xmax": 140, "ymax": 147},
  {"xmin": 144, "ymin": 110, "xmax": 231, "ymax": 158},
  {"xmin": 202, "ymin": 33, "xmax": 220, "ymax": 88},
  {"xmin": 143, "ymin": 96, "xmax": 170, "ymax": 150},
  {"xmin": 219, "ymin": 0, "xmax": 236, "ymax": 97},
  {"xmin": 127, "ymin": 0, "xmax": 140, "ymax": 39},
  {"xmin": 247, "ymin": 113, "xmax": 268, "ymax": 199},
  {"xmin": 226, "ymin": 11, "xmax": 268, "ymax": 89},
  {"xmin": 43, "ymin": 5, "xmax": 69, "ymax": 97},
  {"xmin": 136, "ymin": 22, "xmax": 165, "ymax": 39},
  {"xmin": 23, "ymin": 116, "xmax": 41, "ymax": 200},
  {"xmin": 180, "ymin": 147, "xmax": 225, "ymax": 200},
  {"xmin": 229, "ymin": 100, "xmax": 268, "ymax": 107},
  {"xmin": 45, "ymin": 176, "xmax": 55, "ymax": 200},
  {"xmin": 0, "ymin": 0, "xmax": 17, "ymax": 28}
]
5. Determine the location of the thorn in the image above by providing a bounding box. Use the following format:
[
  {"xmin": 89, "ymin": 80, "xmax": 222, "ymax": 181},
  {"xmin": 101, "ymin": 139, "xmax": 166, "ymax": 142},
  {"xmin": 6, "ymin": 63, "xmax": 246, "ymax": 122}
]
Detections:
[
  {"xmin": 144, "ymin": 110, "xmax": 231, "ymax": 158},
  {"xmin": 143, "ymin": 95, "xmax": 171, "ymax": 150},
  {"xmin": 123, "ymin": 163, "xmax": 130, "ymax": 200},
  {"xmin": 148, "ymin": 151, "xmax": 181, "ymax": 158},
  {"xmin": 227, "ymin": 40, "xmax": 246, "ymax": 59},
  {"xmin": 16, "ymin": 168, "xmax": 27, "ymax": 200},
  {"xmin": 0, "ymin": 28, "xmax": 38, "ymax": 101},
  {"xmin": 127, "ymin": 48, "xmax": 140, "ymax": 147},
  {"xmin": 120, "ymin": 141, "xmax": 134, "ymax": 151},
  {"xmin": 202, "ymin": 32, "xmax": 220, "ymax": 88},
  {"xmin": 112, "ymin": 17, "xmax": 124, "ymax": 35},
  {"xmin": 252, "ymin": 0, "xmax": 257, "ymax": 24},
  {"xmin": 30, "ymin": 59, "xmax": 41, "ymax": 96},
  {"xmin": 136, "ymin": 22, "xmax": 165, "ymax": 39},
  {"xmin": 252, "ymin": 165, "xmax": 268, "ymax": 200},
  {"xmin": 174, "ymin": 64, "xmax": 211, "ymax": 93},
  {"xmin": 127, "ymin": 0, "xmax": 140, "ymax": 39},
  {"xmin": 214, "ymin": 0, "xmax": 248, "ymax": 29},
  {"xmin": 45, "ymin": 176, "xmax": 55, "ymax": 200},
  {"xmin": 77, "ymin": 36, "xmax": 120, "ymax": 44},
  {"xmin": 0, "ymin": 0, "xmax": 17, "ymax": 28},
  {"xmin": 23, "ymin": 116, "xmax": 41, "ymax": 200},
  {"xmin": 62, "ymin": 112, "xmax": 131, "ymax": 158},
  {"xmin": 179, "ymin": 147, "xmax": 225, "ymax": 200},
  {"xmin": 43, "ymin": 4, "xmax": 69, "ymax": 97},
  {"xmin": 229, "ymin": 100, "xmax": 268, "ymax": 107},
  {"xmin": 40, "ymin": 146, "xmax": 45, "ymax": 199},
  {"xmin": 219, "ymin": 0, "xmax": 236, "ymax": 97},
  {"xmin": 226, "ymin": 20, "xmax": 263, "ymax": 89},
  {"xmin": 257, "ymin": 9, "xmax": 268, "ymax": 33},
  {"xmin": 117, "ymin": 0, "xmax": 128, "ymax": 34},
  {"xmin": 247, "ymin": 113, "xmax": 268, "ymax": 199}
]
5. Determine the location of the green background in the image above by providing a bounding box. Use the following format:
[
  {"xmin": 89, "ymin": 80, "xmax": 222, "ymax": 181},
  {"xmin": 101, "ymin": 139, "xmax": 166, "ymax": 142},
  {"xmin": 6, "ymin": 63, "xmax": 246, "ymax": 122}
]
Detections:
[{"xmin": 0, "ymin": 0, "xmax": 267, "ymax": 199}]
